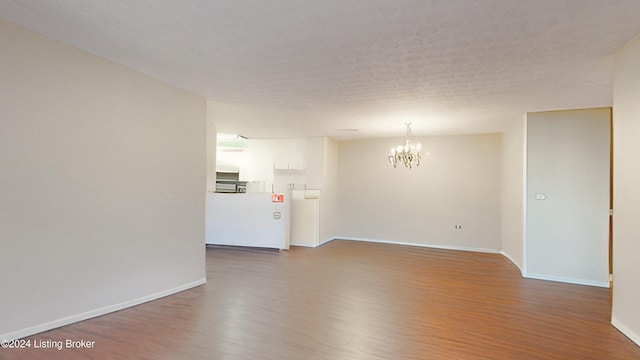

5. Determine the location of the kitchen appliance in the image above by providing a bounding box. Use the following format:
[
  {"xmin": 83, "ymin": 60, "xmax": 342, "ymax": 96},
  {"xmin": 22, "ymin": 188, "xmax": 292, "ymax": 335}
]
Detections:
[{"xmin": 215, "ymin": 172, "xmax": 247, "ymax": 193}]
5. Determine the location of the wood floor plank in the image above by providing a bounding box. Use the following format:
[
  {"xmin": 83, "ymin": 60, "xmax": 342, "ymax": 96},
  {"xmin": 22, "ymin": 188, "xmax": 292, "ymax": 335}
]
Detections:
[{"xmin": 2, "ymin": 240, "xmax": 639, "ymax": 359}]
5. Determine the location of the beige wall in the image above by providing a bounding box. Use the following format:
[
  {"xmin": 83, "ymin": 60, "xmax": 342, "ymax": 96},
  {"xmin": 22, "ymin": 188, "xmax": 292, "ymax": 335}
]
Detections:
[
  {"xmin": 0, "ymin": 20, "xmax": 206, "ymax": 338},
  {"xmin": 319, "ymin": 137, "xmax": 339, "ymax": 243},
  {"xmin": 612, "ymin": 33, "xmax": 640, "ymax": 346},
  {"xmin": 207, "ymin": 100, "xmax": 321, "ymax": 139},
  {"xmin": 206, "ymin": 104, "xmax": 218, "ymax": 192},
  {"xmin": 336, "ymin": 134, "xmax": 502, "ymax": 251},
  {"xmin": 525, "ymin": 109, "xmax": 611, "ymax": 287},
  {"xmin": 500, "ymin": 116, "xmax": 526, "ymax": 271},
  {"xmin": 304, "ymin": 136, "xmax": 325, "ymax": 190}
]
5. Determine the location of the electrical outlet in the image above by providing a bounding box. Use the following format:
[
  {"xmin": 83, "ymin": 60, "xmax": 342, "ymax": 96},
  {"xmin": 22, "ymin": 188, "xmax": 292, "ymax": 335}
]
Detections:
[
  {"xmin": 273, "ymin": 212, "xmax": 281, "ymax": 219},
  {"xmin": 454, "ymin": 225, "xmax": 463, "ymax": 229}
]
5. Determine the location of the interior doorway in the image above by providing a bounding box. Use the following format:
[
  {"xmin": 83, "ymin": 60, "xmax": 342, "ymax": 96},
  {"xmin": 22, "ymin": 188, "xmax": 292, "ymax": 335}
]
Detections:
[{"xmin": 609, "ymin": 109, "xmax": 614, "ymax": 285}]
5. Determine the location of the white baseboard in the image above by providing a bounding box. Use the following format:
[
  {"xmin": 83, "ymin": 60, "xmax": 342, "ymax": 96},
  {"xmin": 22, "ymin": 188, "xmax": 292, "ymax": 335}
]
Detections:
[
  {"xmin": 317, "ymin": 237, "xmax": 335, "ymax": 246},
  {"xmin": 523, "ymin": 273, "xmax": 609, "ymax": 288},
  {"xmin": 500, "ymin": 250, "xmax": 524, "ymax": 275},
  {"xmin": 1, "ymin": 278, "xmax": 206, "ymax": 340},
  {"xmin": 612, "ymin": 316, "xmax": 640, "ymax": 347},
  {"xmin": 316, "ymin": 239, "xmax": 610, "ymax": 289},
  {"xmin": 289, "ymin": 242, "xmax": 316, "ymax": 248},
  {"xmin": 335, "ymin": 236, "xmax": 500, "ymax": 254}
]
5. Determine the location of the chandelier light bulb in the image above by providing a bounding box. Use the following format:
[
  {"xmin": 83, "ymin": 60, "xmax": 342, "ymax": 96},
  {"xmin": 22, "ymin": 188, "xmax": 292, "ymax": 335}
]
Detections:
[{"xmin": 387, "ymin": 123, "xmax": 422, "ymax": 169}]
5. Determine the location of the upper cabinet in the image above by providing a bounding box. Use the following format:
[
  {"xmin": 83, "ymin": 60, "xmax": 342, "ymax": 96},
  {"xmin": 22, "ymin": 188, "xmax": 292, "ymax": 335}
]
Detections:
[
  {"xmin": 216, "ymin": 135, "xmax": 326, "ymax": 192},
  {"xmin": 271, "ymin": 138, "xmax": 305, "ymax": 170},
  {"xmin": 237, "ymin": 138, "xmax": 306, "ymax": 190}
]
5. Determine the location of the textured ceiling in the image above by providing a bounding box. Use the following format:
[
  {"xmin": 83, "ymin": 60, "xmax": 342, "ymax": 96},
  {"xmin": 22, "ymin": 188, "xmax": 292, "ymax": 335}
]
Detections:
[{"xmin": 2, "ymin": 0, "xmax": 640, "ymax": 139}]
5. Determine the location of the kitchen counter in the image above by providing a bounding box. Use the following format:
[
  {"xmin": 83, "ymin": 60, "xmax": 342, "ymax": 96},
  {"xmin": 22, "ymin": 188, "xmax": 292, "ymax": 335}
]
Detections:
[{"xmin": 205, "ymin": 192, "xmax": 289, "ymax": 249}]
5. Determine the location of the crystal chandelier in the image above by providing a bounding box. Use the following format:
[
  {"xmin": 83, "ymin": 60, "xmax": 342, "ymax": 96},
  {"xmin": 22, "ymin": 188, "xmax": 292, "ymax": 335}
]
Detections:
[{"xmin": 388, "ymin": 123, "xmax": 422, "ymax": 168}]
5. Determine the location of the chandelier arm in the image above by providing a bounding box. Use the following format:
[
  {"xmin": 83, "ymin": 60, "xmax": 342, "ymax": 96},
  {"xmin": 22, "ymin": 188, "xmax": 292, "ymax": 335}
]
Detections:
[{"xmin": 388, "ymin": 123, "xmax": 422, "ymax": 169}]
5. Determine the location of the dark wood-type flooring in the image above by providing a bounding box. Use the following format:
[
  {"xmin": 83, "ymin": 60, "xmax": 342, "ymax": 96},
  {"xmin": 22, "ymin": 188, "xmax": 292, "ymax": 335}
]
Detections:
[{"xmin": 2, "ymin": 240, "xmax": 639, "ymax": 359}]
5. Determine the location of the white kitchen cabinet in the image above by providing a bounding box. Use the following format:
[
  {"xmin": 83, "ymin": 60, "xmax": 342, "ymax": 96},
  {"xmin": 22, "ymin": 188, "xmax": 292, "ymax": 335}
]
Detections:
[
  {"xmin": 272, "ymin": 138, "xmax": 305, "ymax": 170},
  {"xmin": 241, "ymin": 138, "xmax": 306, "ymax": 192}
]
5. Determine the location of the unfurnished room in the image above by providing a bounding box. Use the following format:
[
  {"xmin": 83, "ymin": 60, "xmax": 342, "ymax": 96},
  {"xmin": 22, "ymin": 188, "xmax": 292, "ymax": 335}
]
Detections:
[{"xmin": 2, "ymin": 1, "xmax": 640, "ymax": 359}]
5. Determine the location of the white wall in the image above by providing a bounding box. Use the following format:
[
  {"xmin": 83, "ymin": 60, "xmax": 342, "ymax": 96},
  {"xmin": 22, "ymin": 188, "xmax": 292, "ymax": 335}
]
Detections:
[
  {"xmin": 500, "ymin": 116, "xmax": 527, "ymax": 272},
  {"xmin": 612, "ymin": 33, "xmax": 640, "ymax": 346},
  {"xmin": 0, "ymin": 20, "xmax": 206, "ymax": 338},
  {"xmin": 525, "ymin": 109, "xmax": 610, "ymax": 287},
  {"xmin": 319, "ymin": 137, "xmax": 339, "ymax": 243},
  {"xmin": 304, "ymin": 136, "xmax": 325, "ymax": 190},
  {"xmin": 207, "ymin": 101, "xmax": 315, "ymax": 139},
  {"xmin": 206, "ymin": 108, "xmax": 217, "ymax": 192},
  {"xmin": 336, "ymin": 134, "xmax": 502, "ymax": 252}
]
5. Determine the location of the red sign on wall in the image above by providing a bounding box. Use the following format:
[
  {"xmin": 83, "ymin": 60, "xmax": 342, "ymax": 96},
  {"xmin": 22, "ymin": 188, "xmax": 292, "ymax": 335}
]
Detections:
[{"xmin": 272, "ymin": 193, "xmax": 284, "ymax": 202}]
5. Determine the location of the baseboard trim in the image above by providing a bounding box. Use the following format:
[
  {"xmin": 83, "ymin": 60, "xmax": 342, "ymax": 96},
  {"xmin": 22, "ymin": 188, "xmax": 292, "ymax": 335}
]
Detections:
[
  {"xmin": 318, "ymin": 237, "xmax": 335, "ymax": 246},
  {"xmin": 612, "ymin": 316, "xmax": 640, "ymax": 347},
  {"xmin": 500, "ymin": 251, "xmax": 524, "ymax": 275},
  {"xmin": 523, "ymin": 273, "xmax": 609, "ymax": 288},
  {"xmin": 335, "ymin": 236, "xmax": 500, "ymax": 254},
  {"xmin": 289, "ymin": 243, "xmax": 316, "ymax": 248},
  {"xmin": 1, "ymin": 278, "xmax": 206, "ymax": 340}
]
